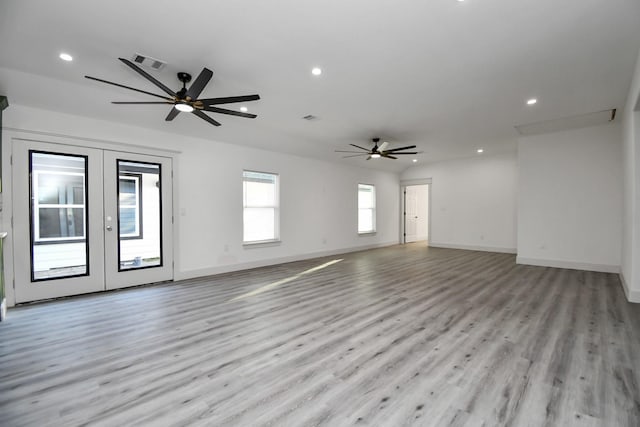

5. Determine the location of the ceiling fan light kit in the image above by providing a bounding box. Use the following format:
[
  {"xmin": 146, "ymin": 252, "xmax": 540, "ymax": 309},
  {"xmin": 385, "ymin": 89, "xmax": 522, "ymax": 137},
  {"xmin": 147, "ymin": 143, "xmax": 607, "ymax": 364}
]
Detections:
[
  {"xmin": 335, "ymin": 137, "xmax": 418, "ymax": 160},
  {"xmin": 85, "ymin": 58, "xmax": 260, "ymax": 127},
  {"xmin": 175, "ymin": 103, "xmax": 194, "ymax": 113}
]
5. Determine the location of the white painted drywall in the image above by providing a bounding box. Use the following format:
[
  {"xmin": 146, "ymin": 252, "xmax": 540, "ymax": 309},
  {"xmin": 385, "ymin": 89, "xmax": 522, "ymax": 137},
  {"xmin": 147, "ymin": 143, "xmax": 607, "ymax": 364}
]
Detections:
[
  {"xmin": 401, "ymin": 151, "xmax": 518, "ymax": 252},
  {"xmin": 517, "ymin": 123, "xmax": 622, "ymax": 272},
  {"xmin": 621, "ymin": 47, "xmax": 640, "ymax": 302},
  {"xmin": 1, "ymin": 104, "xmax": 400, "ymax": 306}
]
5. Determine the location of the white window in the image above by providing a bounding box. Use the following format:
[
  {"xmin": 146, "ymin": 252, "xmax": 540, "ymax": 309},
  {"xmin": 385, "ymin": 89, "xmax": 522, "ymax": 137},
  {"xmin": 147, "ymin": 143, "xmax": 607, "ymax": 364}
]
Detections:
[
  {"xmin": 118, "ymin": 174, "xmax": 142, "ymax": 239},
  {"xmin": 33, "ymin": 170, "xmax": 86, "ymax": 242},
  {"xmin": 243, "ymin": 170, "xmax": 279, "ymax": 243},
  {"xmin": 358, "ymin": 183, "xmax": 376, "ymax": 234}
]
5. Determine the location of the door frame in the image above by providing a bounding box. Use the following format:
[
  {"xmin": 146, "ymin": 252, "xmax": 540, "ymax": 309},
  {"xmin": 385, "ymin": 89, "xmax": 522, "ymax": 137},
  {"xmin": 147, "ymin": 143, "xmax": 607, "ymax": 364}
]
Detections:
[
  {"xmin": 400, "ymin": 178, "xmax": 432, "ymax": 244},
  {"xmin": 3, "ymin": 131, "xmax": 180, "ymax": 306}
]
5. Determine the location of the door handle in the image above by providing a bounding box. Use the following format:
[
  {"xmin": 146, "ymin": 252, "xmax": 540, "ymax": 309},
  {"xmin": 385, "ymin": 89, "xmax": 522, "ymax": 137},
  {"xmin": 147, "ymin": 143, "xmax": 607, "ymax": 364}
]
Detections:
[{"xmin": 106, "ymin": 225, "xmax": 113, "ymax": 231}]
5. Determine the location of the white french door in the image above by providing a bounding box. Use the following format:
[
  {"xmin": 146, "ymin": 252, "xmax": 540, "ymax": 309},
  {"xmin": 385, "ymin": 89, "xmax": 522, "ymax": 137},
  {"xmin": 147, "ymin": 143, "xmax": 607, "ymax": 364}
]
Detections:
[{"xmin": 13, "ymin": 140, "xmax": 173, "ymax": 303}]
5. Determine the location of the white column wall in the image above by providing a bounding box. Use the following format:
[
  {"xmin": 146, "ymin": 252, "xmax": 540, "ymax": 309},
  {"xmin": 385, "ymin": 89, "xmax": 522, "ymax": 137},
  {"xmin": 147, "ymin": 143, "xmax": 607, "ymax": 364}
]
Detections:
[
  {"xmin": 517, "ymin": 123, "xmax": 623, "ymax": 273},
  {"xmin": 621, "ymin": 48, "xmax": 640, "ymax": 302}
]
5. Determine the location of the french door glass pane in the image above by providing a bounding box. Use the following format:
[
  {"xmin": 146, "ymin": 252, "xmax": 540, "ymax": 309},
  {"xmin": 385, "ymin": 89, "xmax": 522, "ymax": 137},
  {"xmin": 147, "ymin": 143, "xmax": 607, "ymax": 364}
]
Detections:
[
  {"xmin": 30, "ymin": 152, "xmax": 88, "ymax": 281},
  {"xmin": 117, "ymin": 160, "xmax": 162, "ymax": 270}
]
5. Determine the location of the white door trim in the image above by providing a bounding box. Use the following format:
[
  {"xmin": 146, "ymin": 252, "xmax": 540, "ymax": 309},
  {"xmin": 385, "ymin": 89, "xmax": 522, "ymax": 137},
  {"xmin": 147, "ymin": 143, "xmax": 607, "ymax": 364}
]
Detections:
[{"xmin": 400, "ymin": 180, "xmax": 432, "ymax": 245}]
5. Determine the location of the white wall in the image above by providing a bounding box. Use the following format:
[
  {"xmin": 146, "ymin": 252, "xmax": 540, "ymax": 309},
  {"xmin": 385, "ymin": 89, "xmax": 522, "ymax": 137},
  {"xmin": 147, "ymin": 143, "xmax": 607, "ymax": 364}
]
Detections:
[
  {"xmin": 621, "ymin": 48, "xmax": 640, "ymax": 302},
  {"xmin": 1, "ymin": 104, "xmax": 400, "ymax": 306},
  {"xmin": 401, "ymin": 151, "xmax": 518, "ymax": 253},
  {"xmin": 517, "ymin": 123, "xmax": 622, "ymax": 273}
]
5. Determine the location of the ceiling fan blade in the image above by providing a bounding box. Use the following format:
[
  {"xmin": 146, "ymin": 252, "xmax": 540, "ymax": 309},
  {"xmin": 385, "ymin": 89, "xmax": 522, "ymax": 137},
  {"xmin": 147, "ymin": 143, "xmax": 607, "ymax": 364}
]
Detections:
[
  {"xmin": 201, "ymin": 105, "xmax": 257, "ymax": 118},
  {"xmin": 112, "ymin": 101, "xmax": 173, "ymax": 104},
  {"xmin": 383, "ymin": 154, "xmax": 398, "ymax": 159},
  {"xmin": 193, "ymin": 109, "xmax": 221, "ymax": 126},
  {"xmin": 342, "ymin": 153, "xmax": 371, "ymax": 158},
  {"xmin": 198, "ymin": 94, "xmax": 261, "ymax": 105},
  {"xmin": 335, "ymin": 150, "xmax": 369, "ymax": 153},
  {"xmin": 186, "ymin": 68, "xmax": 213, "ymax": 101},
  {"xmin": 85, "ymin": 76, "xmax": 173, "ymax": 101},
  {"xmin": 385, "ymin": 145, "xmax": 417, "ymax": 152},
  {"xmin": 349, "ymin": 144, "xmax": 371, "ymax": 151},
  {"xmin": 388, "ymin": 152, "xmax": 418, "ymax": 155},
  {"xmin": 119, "ymin": 57, "xmax": 176, "ymax": 97},
  {"xmin": 379, "ymin": 141, "xmax": 389, "ymax": 152},
  {"xmin": 366, "ymin": 156, "xmax": 372, "ymax": 160},
  {"xmin": 166, "ymin": 107, "xmax": 180, "ymax": 121}
]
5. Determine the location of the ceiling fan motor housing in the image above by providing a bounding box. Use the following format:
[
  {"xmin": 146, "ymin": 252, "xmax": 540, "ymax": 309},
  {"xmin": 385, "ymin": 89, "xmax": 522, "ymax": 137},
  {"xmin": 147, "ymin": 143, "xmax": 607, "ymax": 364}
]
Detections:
[{"xmin": 177, "ymin": 72, "xmax": 192, "ymax": 84}]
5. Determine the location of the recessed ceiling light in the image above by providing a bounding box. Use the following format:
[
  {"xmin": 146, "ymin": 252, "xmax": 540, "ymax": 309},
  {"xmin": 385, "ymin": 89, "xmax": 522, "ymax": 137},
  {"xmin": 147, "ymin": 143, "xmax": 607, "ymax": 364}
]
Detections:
[
  {"xmin": 240, "ymin": 106, "xmax": 248, "ymax": 113},
  {"xmin": 477, "ymin": 148, "xmax": 484, "ymax": 153},
  {"xmin": 175, "ymin": 103, "xmax": 194, "ymax": 113},
  {"xmin": 311, "ymin": 67, "xmax": 322, "ymax": 76},
  {"xmin": 412, "ymin": 159, "xmax": 418, "ymax": 163},
  {"xmin": 371, "ymin": 153, "xmax": 381, "ymax": 159},
  {"xmin": 527, "ymin": 98, "xmax": 537, "ymax": 105},
  {"xmin": 59, "ymin": 53, "xmax": 73, "ymax": 62}
]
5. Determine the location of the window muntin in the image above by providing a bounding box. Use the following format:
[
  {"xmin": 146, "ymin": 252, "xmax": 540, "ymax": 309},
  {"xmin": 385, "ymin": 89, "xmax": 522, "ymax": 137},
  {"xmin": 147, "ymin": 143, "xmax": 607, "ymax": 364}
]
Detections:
[
  {"xmin": 358, "ymin": 183, "xmax": 376, "ymax": 234},
  {"xmin": 243, "ymin": 170, "xmax": 279, "ymax": 243}
]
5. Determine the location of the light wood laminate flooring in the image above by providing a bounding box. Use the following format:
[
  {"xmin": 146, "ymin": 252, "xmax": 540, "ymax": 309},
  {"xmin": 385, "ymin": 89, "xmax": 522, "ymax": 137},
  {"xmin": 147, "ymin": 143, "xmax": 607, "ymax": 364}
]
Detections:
[{"xmin": 1, "ymin": 244, "xmax": 640, "ymax": 426}]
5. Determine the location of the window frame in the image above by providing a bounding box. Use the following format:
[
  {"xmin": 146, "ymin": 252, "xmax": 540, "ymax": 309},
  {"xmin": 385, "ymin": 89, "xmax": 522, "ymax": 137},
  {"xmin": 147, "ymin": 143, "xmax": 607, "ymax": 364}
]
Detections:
[
  {"xmin": 32, "ymin": 169, "xmax": 87, "ymax": 244},
  {"xmin": 242, "ymin": 170, "xmax": 280, "ymax": 245},
  {"xmin": 358, "ymin": 183, "xmax": 376, "ymax": 235},
  {"xmin": 118, "ymin": 172, "xmax": 143, "ymax": 240}
]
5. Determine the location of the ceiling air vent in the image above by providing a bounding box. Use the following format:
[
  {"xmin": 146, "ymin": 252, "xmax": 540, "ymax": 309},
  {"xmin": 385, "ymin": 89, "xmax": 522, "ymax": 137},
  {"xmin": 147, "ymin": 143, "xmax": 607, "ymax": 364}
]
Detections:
[
  {"xmin": 131, "ymin": 53, "xmax": 166, "ymax": 71},
  {"xmin": 302, "ymin": 115, "xmax": 318, "ymax": 121},
  {"xmin": 515, "ymin": 109, "xmax": 616, "ymax": 136}
]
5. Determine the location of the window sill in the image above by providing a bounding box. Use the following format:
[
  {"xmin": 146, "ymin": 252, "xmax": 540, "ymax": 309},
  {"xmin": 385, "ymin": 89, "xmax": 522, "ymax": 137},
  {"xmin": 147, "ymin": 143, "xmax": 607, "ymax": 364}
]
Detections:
[
  {"xmin": 243, "ymin": 239, "xmax": 282, "ymax": 248},
  {"xmin": 358, "ymin": 232, "xmax": 377, "ymax": 236}
]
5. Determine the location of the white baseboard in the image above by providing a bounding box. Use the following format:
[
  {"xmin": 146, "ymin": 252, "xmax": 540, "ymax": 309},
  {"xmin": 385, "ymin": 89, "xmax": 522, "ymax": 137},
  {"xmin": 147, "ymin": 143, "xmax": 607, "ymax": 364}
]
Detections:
[
  {"xmin": 620, "ymin": 272, "xmax": 640, "ymax": 303},
  {"xmin": 516, "ymin": 256, "xmax": 620, "ymax": 274},
  {"xmin": 175, "ymin": 241, "xmax": 399, "ymax": 281},
  {"xmin": 0, "ymin": 298, "xmax": 6, "ymax": 321},
  {"xmin": 429, "ymin": 242, "xmax": 517, "ymax": 254}
]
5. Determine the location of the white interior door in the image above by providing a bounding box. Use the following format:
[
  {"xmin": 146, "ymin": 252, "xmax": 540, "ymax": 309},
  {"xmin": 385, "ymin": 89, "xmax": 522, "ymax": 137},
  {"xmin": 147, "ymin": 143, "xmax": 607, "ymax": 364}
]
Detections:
[
  {"xmin": 13, "ymin": 140, "xmax": 173, "ymax": 303},
  {"xmin": 404, "ymin": 184, "xmax": 429, "ymax": 244},
  {"xmin": 405, "ymin": 186, "xmax": 419, "ymax": 243}
]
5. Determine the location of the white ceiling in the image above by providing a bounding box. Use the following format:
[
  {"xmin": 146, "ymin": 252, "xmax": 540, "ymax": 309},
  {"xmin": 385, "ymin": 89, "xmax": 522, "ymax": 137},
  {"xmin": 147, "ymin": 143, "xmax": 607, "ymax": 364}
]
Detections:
[{"xmin": 1, "ymin": 0, "xmax": 639, "ymax": 173}]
